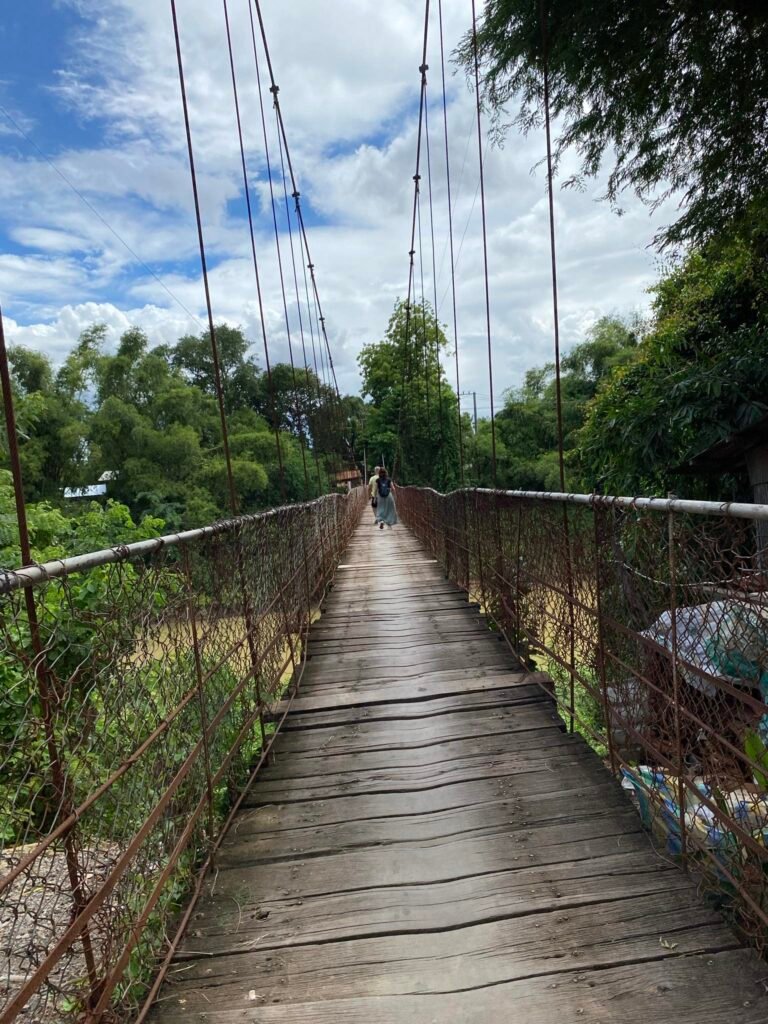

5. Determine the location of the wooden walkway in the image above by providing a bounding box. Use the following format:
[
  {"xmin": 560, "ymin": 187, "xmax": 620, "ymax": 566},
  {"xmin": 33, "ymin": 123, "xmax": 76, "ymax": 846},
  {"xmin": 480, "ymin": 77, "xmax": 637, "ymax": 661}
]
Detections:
[{"xmin": 151, "ymin": 516, "xmax": 767, "ymax": 1023}]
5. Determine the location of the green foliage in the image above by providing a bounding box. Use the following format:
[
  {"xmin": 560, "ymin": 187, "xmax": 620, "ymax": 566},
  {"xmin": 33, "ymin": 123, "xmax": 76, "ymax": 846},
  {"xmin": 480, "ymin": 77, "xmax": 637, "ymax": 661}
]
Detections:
[
  {"xmin": 459, "ymin": 1, "xmax": 768, "ymax": 249},
  {"xmin": 543, "ymin": 658, "xmax": 608, "ymax": 760},
  {"xmin": 358, "ymin": 299, "xmax": 462, "ymax": 489},
  {"xmin": 579, "ymin": 231, "xmax": 768, "ymax": 496},
  {"xmin": 745, "ymin": 732, "xmax": 768, "ymax": 789},
  {"xmin": 0, "ymin": 470, "xmax": 69, "ymax": 563},
  {"xmin": 0, "ymin": 469, "xmax": 171, "ymax": 842},
  {"xmin": 1, "ymin": 321, "xmax": 349, "ymax": 528},
  {"xmin": 489, "ymin": 315, "xmax": 638, "ymax": 490}
]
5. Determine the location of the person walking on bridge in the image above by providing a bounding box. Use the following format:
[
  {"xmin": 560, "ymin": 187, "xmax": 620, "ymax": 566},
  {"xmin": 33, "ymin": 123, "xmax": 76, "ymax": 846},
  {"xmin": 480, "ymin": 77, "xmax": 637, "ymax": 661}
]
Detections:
[
  {"xmin": 368, "ymin": 465, "xmax": 381, "ymax": 520},
  {"xmin": 374, "ymin": 466, "xmax": 398, "ymax": 530}
]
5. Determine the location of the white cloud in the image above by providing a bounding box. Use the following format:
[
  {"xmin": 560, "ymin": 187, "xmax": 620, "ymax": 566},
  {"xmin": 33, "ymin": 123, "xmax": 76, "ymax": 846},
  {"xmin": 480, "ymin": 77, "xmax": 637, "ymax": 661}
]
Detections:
[{"xmin": 1, "ymin": 0, "xmax": 678, "ymax": 406}]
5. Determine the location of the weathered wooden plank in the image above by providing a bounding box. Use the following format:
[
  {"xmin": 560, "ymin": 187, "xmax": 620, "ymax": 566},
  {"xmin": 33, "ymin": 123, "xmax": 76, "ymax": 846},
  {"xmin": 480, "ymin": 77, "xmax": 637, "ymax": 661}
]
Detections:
[
  {"xmin": 306, "ymin": 631, "xmax": 505, "ymax": 659},
  {"xmin": 307, "ymin": 625, "xmax": 489, "ymax": 648},
  {"xmin": 221, "ymin": 797, "xmax": 636, "ymax": 878},
  {"xmin": 212, "ymin": 814, "xmax": 649, "ymax": 889},
  {"xmin": 247, "ymin": 738, "xmax": 603, "ymax": 803},
  {"xmin": 148, "ymin": 950, "xmax": 768, "ymax": 1023},
  {"xmin": 330, "ymin": 573, "xmax": 452, "ymax": 589},
  {"xmin": 258, "ymin": 727, "xmax": 575, "ymax": 787},
  {"xmin": 301, "ymin": 647, "xmax": 513, "ymax": 680},
  {"xmin": 277, "ymin": 669, "xmax": 546, "ymax": 714},
  {"xmin": 310, "ymin": 619, "xmax": 498, "ymax": 639},
  {"xmin": 239, "ymin": 764, "xmax": 599, "ymax": 831},
  {"xmin": 275, "ymin": 686, "xmax": 549, "ymax": 729},
  {"xmin": 272, "ymin": 701, "xmax": 563, "ymax": 755},
  {"xmin": 180, "ymin": 851, "xmax": 682, "ymax": 956},
  {"xmin": 162, "ymin": 891, "xmax": 739, "ymax": 1008},
  {"xmin": 224, "ymin": 775, "xmax": 624, "ymax": 849}
]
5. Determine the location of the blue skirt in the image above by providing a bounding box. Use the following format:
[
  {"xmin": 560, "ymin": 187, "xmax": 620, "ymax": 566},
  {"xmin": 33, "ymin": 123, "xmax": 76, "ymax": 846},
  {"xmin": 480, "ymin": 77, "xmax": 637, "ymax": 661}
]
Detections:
[{"xmin": 375, "ymin": 492, "xmax": 398, "ymax": 526}]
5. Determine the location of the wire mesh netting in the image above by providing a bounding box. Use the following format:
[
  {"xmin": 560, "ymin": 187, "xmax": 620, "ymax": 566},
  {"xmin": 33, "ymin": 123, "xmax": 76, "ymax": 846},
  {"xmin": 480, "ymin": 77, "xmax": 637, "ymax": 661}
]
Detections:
[
  {"xmin": 399, "ymin": 485, "xmax": 768, "ymax": 952},
  {"xmin": 0, "ymin": 488, "xmax": 365, "ymax": 1023}
]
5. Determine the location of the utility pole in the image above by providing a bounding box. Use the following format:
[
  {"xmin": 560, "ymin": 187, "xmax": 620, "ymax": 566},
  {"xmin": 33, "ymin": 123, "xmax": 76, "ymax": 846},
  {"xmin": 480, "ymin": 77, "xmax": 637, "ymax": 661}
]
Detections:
[{"xmin": 458, "ymin": 391, "xmax": 478, "ymax": 433}]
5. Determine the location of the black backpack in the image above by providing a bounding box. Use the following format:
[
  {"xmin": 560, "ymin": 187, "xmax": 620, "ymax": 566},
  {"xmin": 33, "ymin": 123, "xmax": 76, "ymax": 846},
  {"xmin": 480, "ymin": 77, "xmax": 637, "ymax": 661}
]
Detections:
[{"xmin": 377, "ymin": 477, "xmax": 391, "ymax": 499}]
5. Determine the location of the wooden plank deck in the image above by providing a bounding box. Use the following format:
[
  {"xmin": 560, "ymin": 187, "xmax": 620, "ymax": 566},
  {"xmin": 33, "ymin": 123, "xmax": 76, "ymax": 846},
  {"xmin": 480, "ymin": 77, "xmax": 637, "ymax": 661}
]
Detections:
[{"xmin": 149, "ymin": 515, "xmax": 768, "ymax": 1023}]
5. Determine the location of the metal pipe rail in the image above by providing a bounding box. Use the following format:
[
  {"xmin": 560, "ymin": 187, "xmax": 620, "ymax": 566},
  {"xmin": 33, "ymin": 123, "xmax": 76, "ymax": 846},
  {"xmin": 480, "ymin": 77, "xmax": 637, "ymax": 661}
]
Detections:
[
  {"xmin": 0, "ymin": 494, "xmax": 345, "ymax": 594},
  {"xmin": 415, "ymin": 484, "xmax": 768, "ymax": 521}
]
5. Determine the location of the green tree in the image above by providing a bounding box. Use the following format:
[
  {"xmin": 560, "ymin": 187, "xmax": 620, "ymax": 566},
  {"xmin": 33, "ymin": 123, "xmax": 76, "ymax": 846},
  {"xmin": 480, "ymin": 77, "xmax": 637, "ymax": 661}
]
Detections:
[
  {"xmin": 3, "ymin": 346, "xmax": 91, "ymax": 501},
  {"xmin": 459, "ymin": 1, "xmax": 768, "ymax": 248},
  {"xmin": 579, "ymin": 231, "xmax": 768, "ymax": 496},
  {"xmin": 358, "ymin": 299, "xmax": 461, "ymax": 489},
  {"xmin": 2, "ymin": 319, "xmax": 352, "ymax": 527},
  {"xmin": 171, "ymin": 325, "xmax": 261, "ymax": 413},
  {"xmin": 493, "ymin": 315, "xmax": 638, "ymax": 489}
]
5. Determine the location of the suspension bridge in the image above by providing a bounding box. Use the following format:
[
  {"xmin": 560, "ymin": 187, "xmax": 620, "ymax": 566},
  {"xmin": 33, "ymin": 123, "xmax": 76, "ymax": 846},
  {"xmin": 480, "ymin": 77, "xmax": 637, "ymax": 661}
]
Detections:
[{"xmin": 1, "ymin": 1, "xmax": 768, "ymax": 1022}]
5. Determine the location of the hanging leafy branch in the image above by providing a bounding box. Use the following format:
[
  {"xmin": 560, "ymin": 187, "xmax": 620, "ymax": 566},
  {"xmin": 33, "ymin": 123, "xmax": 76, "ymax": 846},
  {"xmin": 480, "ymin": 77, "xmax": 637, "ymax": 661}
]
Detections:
[{"xmin": 457, "ymin": 1, "xmax": 768, "ymax": 249}]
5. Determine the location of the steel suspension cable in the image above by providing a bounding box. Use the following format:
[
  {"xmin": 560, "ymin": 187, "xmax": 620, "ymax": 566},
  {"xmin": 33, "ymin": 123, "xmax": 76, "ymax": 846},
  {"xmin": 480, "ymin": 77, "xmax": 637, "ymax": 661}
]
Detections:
[
  {"xmin": 538, "ymin": 0, "xmax": 576, "ymax": 732},
  {"xmin": 249, "ymin": 0, "xmax": 345, "ymax": 488},
  {"xmin": 296, "ymin": 223, "xmax": 334, "ymax": 487},
  {"xmin": 221, "ymin": 0, "xmax": 287, "ymax": 501},
  {"xmin": 250, "ymin": 0, "xmax": 349, "ymax": 484},
  {"xmin": 416, "ymin": 187, "xmax": 432, "ymax": 442},
  {"xmin": 298, "ymin": 232, "xmax": 324, "ymax": 407},
  {"xmin": 423, "ymin": 90, "xmax": 446, "ymax": 481},
  {"xmin": 171, "ymin": 0, "xmax": 238, "ymax": 516},
  {"xmin": 272, "ymin": 112, "xmax": 313, "ymax": 499},
  {"xmin": 394, "ymin": 0, "xmax": 431, "ymax": 481},
  {"xmin": 272, "ymin": 105, "xmax": 314, "ymax": 499},
  {"xmin": 470, "ymin": 0, "xmax": 497, "ymax": 487},
  {"xmin": 247, "ymin": 4, "xmax": 310, "ymax": 500},
  {"xmin": 539, "ymin": 0, "xmax": 567, "ymax": 490},
  {"xmin": 437, "ymin": 0, "xmax": 465, "ymax": 486},
  {"xmin": 275, "ymin": 112, "xmax": 325, "ymax": 496},
  {"xmin": 252, "ymin": 0, "xmax": 343, "ymax": 408}
]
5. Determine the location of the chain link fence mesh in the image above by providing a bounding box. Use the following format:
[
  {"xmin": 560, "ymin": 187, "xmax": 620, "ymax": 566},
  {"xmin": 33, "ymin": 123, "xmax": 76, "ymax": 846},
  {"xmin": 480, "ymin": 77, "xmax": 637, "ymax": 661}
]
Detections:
[
  {"xmin": 399, "ymin": 486, "xmax": 768, "ymax": 953},
  {"xmin": 0, "ymin": 489, "xmax": 365, "ymax": 1023}
]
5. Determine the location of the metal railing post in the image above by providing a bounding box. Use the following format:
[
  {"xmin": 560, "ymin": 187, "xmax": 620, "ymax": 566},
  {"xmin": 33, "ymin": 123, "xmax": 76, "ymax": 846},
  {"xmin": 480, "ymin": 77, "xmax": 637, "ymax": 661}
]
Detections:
[
  {"xmin": 562, "ymin": 501, "xmax": 577, "ymax": 734},
  {"xmin": 182, "ymin": 548, "xmax": 216, "ymax": 844},
  {"xmin": 593, "ymin": 505, "xmax": 617, "ymax": 775},
  {"xmin": 667, "ymin": 496, "xmax": 688, "ymax": 870}
]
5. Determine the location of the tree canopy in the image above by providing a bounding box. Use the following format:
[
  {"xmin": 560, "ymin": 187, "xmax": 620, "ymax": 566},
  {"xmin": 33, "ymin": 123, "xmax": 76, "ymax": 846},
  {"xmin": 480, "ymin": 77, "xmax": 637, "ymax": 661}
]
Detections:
[
  {"xmin": 3, "ymin": 323, "xmax": 350, "ymax": 529},
  {"xmin": 458, "ymin": 1, "xmax": 768, "ymax": 249},
  {"xmin": 357, "ymin": 299, "xmax": 462, "ymax": 490},
  {"xmin": 492, "ymin": 314, "xmax": 639, "ymax": 490},
  {"xmin": 579, "ymin": 229, "xmax": 768, "ymax": 497}
]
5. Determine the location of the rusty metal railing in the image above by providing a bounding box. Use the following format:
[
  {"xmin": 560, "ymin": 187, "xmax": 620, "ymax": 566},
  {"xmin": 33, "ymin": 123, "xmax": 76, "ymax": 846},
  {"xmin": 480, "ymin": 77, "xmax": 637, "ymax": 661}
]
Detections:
[
  {"xmin": 398, "ymin": 485, "xmax": 768, "ymax": 952},
  {"xmin": 0, "ymin": 487, "xmax": 365, "ymax": 1023}
]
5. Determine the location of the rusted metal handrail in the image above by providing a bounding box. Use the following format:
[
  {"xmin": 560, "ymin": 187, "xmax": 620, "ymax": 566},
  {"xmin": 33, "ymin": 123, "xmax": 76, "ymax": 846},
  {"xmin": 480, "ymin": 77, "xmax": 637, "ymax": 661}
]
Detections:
[
  {"xmin": 398, "ymin": 485, "xmax": 768, "ymax": 954},
  {"xmin": 0, "ymin": 487, "xmax": 366, "ymax": 1023},
  {"xmin": 411, "ymin": 484, "xmax": 768, "ymax": 521},
  {"xmin": 0, "ymin": 495, "xmax": 344, "ymax": 594}
]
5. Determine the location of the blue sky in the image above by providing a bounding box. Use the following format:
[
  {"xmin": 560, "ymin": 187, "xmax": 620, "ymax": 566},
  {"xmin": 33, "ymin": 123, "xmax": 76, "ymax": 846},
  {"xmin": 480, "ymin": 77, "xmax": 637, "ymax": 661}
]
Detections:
[{"xmin": 0, "ymin": 0, "xmax": 677, "ymax": 402}]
